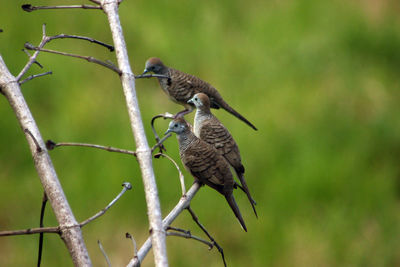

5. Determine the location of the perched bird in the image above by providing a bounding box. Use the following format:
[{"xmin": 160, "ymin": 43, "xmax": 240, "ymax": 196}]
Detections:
[
  {"xmin": 188, "ymin": 93, "xmax": 257, "ymax": 217},
  {"xmin": 142, "ymin": 57, "xmax": 257, "ymax": 130},
  {"xmin": 166, "ymin": 117, "xmax": 247, "ymax": 231}
]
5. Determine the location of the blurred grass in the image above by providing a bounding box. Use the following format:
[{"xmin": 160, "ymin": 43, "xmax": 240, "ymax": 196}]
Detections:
[{"xmin": 1, "ymin": 0, "xmax": 400, "ymax": 266}]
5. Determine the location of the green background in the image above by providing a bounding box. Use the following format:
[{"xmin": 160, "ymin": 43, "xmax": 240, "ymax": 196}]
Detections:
[{"xmin": 1, "ymin": 0, "xmax": 400, "ymax": 266}]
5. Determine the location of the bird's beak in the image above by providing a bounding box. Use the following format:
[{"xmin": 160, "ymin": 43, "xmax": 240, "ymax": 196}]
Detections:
[
  {"xmin": 141, "ymin": 68, "xmax": 149, "ymax": 75},
  {"xmin": 164, "ymin": 128, "xmax": 172, "ymax": 135},
  {"xmin": 187, "ymin": 98, "xmax": 194, "ymax": 104}
]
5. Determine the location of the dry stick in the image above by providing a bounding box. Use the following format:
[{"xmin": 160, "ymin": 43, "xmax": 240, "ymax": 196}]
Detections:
[
  {"xmin": 151, "ymin": 133, "xmax": 172, "ymax": 153},
  {"xmin": 46, "ymin": 140, "xmax": 137, "ymax": 157},
  {"xmin": 17, "ymin": 24, "xmax": 116, "ymax": 81},
  {"xmin": 127, "ymin": 182, "xmax": 201, "ymax": 267},
  {"xmin": 126, "ymin": 233, "xmax": 138, "ymax": 259},
  {"xmin": 166, "ymin": 227, "xmax": 214, "ymax": 248},
  {"xmin": 37, "ymin": 193, "xmax": 48, "ymax": 267},
  {"xmin": 150, "ymin": 113, "xmax": 175, "ymax": 153},
  {"xmin": 0, "ymin": 55, "xmax": 91, "ymax": 266},
  {"xmin": 101, "ymin": 1, "xmax": 168, "ymax": 266},
  {"xmin": 16, "ymin": 24, "xmax": 47, "ymax": 81},
  {"xmin": 155, "ymin": 152, "xmax": 186, "ymax": 196},
  {"xmin": 20, "ymin": 71, "xmax": 52, "ymax": 85},
  {"xmin": 187, "ymin": 206, "xmax": 226, "ymax": 267},
  {"xmin": 97, "ymin": 240, "xmax": 112, "ymax": 267},
  {"xmin": 22, "ymin": 4, "xmax": 102, "ymax": 12},
  {"xmin": 22, "ymin": 49, "xmax": 43, "ymax": 68},
  {"xmin": 25, "ymin": 44, "xmax": 121, "ymax": 75},
  {"xmin": 0, "ymin": 182, "xmax": 131, "ymax": 237},
  {"xmin": 80, "ymin": 182, "xmax": 132, "ymax": 227}
]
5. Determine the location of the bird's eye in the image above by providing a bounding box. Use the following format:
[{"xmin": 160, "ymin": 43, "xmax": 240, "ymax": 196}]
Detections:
[
  {"xmin": 194, "ymin": 98, "xmax": 198, "ymax": 101},
  {"xmin": 174, "ymin": 124, "xmax": 178, "ymax": 128}
]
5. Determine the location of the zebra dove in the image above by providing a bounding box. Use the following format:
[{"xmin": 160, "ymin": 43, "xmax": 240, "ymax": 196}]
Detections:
[
  {"xmin": 165, "ymin": 117, "xmax": 247, "ymax": 231},
  {"xmin": 188, "ymin": 93, "xmax": 257, "ymax": 217},
  {"xmin": 142, "ymin": 57, "xmax": 257, "ymax": 130}
]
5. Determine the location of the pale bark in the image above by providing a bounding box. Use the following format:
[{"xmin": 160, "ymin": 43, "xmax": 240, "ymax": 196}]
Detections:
[
  {"xmin": 101, "ymin": 1, "xmax": 168, "ymax": 266},
  {"xmin": 0, "ymin": 55, "xmax": 92, "ymax": 267}
]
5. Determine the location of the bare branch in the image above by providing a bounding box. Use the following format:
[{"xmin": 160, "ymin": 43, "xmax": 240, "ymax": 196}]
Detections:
[
  {"xmin": 22, "ymin": 4, "xmax": 102, "ymax": 12},
  {"xmin": 22, "ymin": 49, "xmax": 43, "ymax": 68},
  {"xmin": 166, "ymin": 227, "xmax": 214, "ymax": 248},
  {"xmin": 101, "ymin": 1, "xmax": 168, "ymax": 266},
  {"xmin": 0, "ymin": 227, "xmax": 60, "ymax": 237},
  {"xmin": 187, "ymin": 206, "xmax": 226, "ymax": 267},
  {"xmin": 126, "ymin": 233, "xmax": 138, "ymax": 259},
  {"xmin": 98, "ymin": 240, "xmax": 112, "ymax": 267},
  {"xmin": 46, "ymin": 34, "xmax": 114, "ymax": 52},
  {"xmin": 151, "ymin": 133, "xmax": 171, "ymax": 153},
  {"xmin": 46, "ymin": 140, "xmax": 137, "ymax": 157},
  {"xmin": 127, "ymin": 182, "xmax": 201, "ymax": 267},
  {"xmin": 16, "ymin": 24, "xmax": 48, "ymax": 81},
  {"xmin": 19, "ymin": 71, "xmax": 52, "ymax": 85},
  {"xmin": 154, "ymin": 152, "xmax": 186, "ymax": 196},
  {"xmin": 0, "ymin": 182, "xmax": 131, "ymax": 238},
  {"xmin": 24, "ymin": 43, "xmax": 121, "ymax": 75},
  {"xmin": 17, "ymin": 24, "xmax": 117, "ymax": 80},
  {"xmin": 150, "ymin": 112, "xmax": 175, "ymax": 153},
  {"xmin": 80, "ymin": 182, "xmax": 132, "ymax": 227}
]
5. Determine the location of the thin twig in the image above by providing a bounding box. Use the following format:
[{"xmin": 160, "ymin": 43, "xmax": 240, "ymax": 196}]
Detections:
[
  {"xmin": 98, "ymin": 240, "xmax": 112, "ymax": 267},
  {"xmin": 46, "ymin": 140, "xmax": 136, "ymax": 157},
  {"xmin": 37, "ymin": 193, "xmax": 48, "ymax": 267},
  {"xmin": 24, "ymin": 44, "xmax": 121, "ymax": 75},
  {"xmin": 19, "ymin": 71, "xmax": 52, "ymax": 85},
  {"xmin": 0, "ymin": 227, "xmax": 60, "ymax": 237},
  {"xmin": 80, "ymin": 182, "xmax": 132, "ymax": 227},
  {"xmin": 151, "ymin": 133, "xmax": 171, "ymax": 153},
  {"xmin": 187, "ymin": 206, "xmax": 226, "ymax": 267},
  {"xmin": 150, "ymin": 112, "xmax": 175, "ymax": 153},
  {"xmin": 154, "ymin": 152, "xmax": 186, "ymax": 196},
  {"xmin": 46, "ymin": 34, "xmax": 114, "ymax": 52},
  {"xmin": 22, "ymin": 49, "xmax": 43, "ymax": 68},
  {"xmin": 166, "ymin": 227, "xmax": 214, "ymax": 248},
  {"xmin": 16, "ymin": 24, "xmax": 47, "ymax": 81},
  {"xmin": 17, "ymin": 24, "xmax": 117, "ymax": 80},
  {"xmin": 22, "ymin": 4, "xmax": 102, "ymax": 12},
  {"xmin": 0, "ymin": 183, "xmax": 131, "ymax": 237},
  {"xmin": 126, "ymin": 233, "xmax": 138, "ymax": 259}
]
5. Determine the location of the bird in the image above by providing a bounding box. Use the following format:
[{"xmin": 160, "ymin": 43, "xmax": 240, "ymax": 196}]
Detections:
[
  {"xmin": 188, "ymin": 93, "xmax": 257, "ymax": 217},
  {"xmin": 165, "ymin": 117, "xmax": 248, "ymax": 231},
  {"xmin": 141, "ymin": 57, "xmax": 257, "ymax": 130}
]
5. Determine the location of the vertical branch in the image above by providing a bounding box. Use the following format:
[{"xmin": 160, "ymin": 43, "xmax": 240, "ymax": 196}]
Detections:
[
  {"xmin": 0, "ymin": 55, "xmax": 92, "ymax": 267},
  {"xmin": 100, "ymin": 1, "xmax": 168, "ymax": 266}
]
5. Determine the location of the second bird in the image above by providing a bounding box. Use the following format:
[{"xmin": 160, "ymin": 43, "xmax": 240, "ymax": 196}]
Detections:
[
  {"xmin": 188, "ymin": 93, "xmax": 257, "ymax": 217},
  {"xmin": 141, "ymin": 57, "xmax": 257, "ymax": 130}
]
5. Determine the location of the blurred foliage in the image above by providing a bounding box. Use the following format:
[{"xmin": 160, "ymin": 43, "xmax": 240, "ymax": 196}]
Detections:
[{"xmin": 1, "ymin": 0, "xmax": 400, "ymax": 266}]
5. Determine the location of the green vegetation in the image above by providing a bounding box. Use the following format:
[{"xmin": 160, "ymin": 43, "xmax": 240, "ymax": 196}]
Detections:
[{"xmin": 1, "ymin": 0, "xmax": 400, "ymax": 266}]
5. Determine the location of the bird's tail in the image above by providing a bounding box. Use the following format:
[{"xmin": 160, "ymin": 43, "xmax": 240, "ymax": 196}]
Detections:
[
  {"xmin": 237, "ymin": 173, "xmax": 258, "ymax": 218},
  {"xmin": 219, "ymin": 100, "xmax": 257, "ymax": 130},
  {"xmin": 225, "ymin": 193, "xmax": 247, "ymax": 232}
]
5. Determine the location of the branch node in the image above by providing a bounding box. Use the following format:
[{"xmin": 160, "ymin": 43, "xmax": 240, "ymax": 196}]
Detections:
[{"xmin": 24, "ymin": 129, "xmax": 42, "ymax": 152}]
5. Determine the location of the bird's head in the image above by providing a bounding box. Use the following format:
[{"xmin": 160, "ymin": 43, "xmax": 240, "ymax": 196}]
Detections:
[
  {"xmin": 165, "ymin": 117, "xmax": 189, "ymax": 135},
  {"xmin": 142, "ymin": 57, "xmax": 166, "ymax": 75},
  {"xmin": 187, "ymin": 93, "xmax": 210, "ymax": 110}
]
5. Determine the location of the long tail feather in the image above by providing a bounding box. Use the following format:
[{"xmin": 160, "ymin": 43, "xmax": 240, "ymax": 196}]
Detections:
[
  {"xmin": 224, "ymin": 193, "xmax": 247, "ymax": 232},
  {"xmin": 219, "ymin": 100, "xmax": 257, "ymax": 131},
  {"xmin": 237, "ymin": 173, "xmax": 258, "ymax": 218}
]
